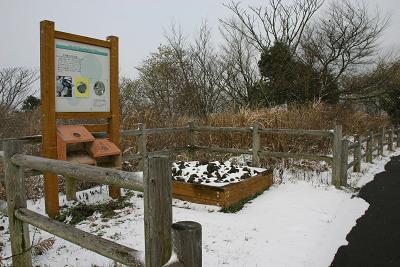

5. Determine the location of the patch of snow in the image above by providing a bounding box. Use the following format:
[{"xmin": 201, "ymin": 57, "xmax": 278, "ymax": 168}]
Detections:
[{"xmin": 172, "ymin": 160, "xmax": 265, "ymax": 187}]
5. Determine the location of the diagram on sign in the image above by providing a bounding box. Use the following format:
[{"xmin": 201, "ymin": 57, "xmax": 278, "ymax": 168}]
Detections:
[{"xmin": 55, "ymin": 39, "xmax": 110, "ymax": 112}]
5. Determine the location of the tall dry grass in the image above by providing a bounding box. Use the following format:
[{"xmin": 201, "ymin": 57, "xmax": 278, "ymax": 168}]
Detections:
[
  {"xmin": 121, "ymin": 103, "xmax": 387, "ymax": 157},
  {"xmin": 0, "ymin": 103, "xmax": 388, "ymax": 160},
  {"xmin": 0, "ymin": 103, "xmax": 389, "ymax": 200}
]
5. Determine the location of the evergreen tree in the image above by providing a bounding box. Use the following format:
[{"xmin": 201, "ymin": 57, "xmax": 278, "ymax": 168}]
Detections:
[{"xmin": 22, "ymin": 95, "xmax": 40, "ymax": 111}]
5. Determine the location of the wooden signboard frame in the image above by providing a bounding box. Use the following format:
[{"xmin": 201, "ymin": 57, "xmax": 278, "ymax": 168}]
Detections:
[{"xmin": 40, "ymin": 20, "xmax": 121, "ymax": 218}]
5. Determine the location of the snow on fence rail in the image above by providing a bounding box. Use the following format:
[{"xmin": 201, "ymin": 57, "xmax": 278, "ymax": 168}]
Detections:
[{"xmin": 1, "ymin": 140, "xmax": 202, "ymax": 267}]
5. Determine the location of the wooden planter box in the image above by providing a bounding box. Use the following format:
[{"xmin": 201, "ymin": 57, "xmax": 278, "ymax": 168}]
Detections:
[{"xmin": 172, "ymin": 170, "xmax": 273, "ymax": 208}]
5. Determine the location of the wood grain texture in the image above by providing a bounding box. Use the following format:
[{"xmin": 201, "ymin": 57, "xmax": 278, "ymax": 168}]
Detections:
[
  {"xmin": 11, "ymin": 154, "xmax": 144, "ymax": 192},
  {"xmin": 378, "ymin": 128, "xmax": 385, "ymax": 156},
  {"xmin": 388, "ymin": 127, "xmax": 394, "ymax": 151},
  {"xmin": 332, "ymin": 125, "xmax": 343, "ymax": 188},
  {"xmin": 172, "ymin": 171, "xmax": 273, "ymax": 208},
  {"xmin": 15, "ymin": 208, "xmax": 144, "ymax": 267},
  {"xmin": 144, "ymin": 156, "xmax": 172, "ymax": 267},
  {"xmin": 188, "ymin": 121, "xmax": 195, "ymax": 161},
  {"xmin": 40, "ymin": 20, "xmax": 59, "ymax": 218},
  {"xmin": 259, "ymin": 128, "xmax": 333, "ymax": 137},
  {"xmin": 137, "ymin": 123, "xmax": 147, "ymax": 171},
  {"xmin": 252, "ymin": 123, "xmax": 261, "ymax": 167},
  {"xmin": 107, "ymin": 35, "xmax": 121, "ymax": 199},
  {"xmin": 340, "ymin": 139, "xmax": 348, "ymax": 186},
  {"xmin": 55, "ymin": 31, "xmax": 111, "ymax": 48},
  {"xmin": 353, "ymin": 135, "xmax": 362, "ymax": 173},
  {"xmin": 366, "ymin": 131, "xmax": 373, "ymax": 163},
  {"xmin": 172, "ymin": 221, "xmax": 202, "ymax": 267},
  {"xmin": 193, "ymin": 126, "xmax": 252, "ymax": 133},
  {"xmin": 56, "ymin": 112, "xmax": 112, "ymax": 119},
  {"xmin": 4, "ymin": 141, "xmax": 32, "ymax": 267}
]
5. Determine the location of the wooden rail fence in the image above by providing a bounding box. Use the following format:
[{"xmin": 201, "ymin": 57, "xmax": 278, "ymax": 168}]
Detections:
[
  {"xmin": 1, "ymin": 124, "xmax": 399, "ymax": 188},
  {"xmin": 1, "ymin": 124, "xmax": 399, "ymax": 266},
  {"xmin": 0, "ymin": 140, "xmax": 202, "ymax": 267}
]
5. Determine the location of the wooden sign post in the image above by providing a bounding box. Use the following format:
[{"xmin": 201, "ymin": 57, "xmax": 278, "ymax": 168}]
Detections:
[{"xmin": 40, "ymin": 20, "xmax": 121, "ymax": 218}]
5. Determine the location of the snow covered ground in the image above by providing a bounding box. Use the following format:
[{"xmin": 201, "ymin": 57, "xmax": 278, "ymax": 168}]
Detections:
[{"xmin": 0, "ymin": 149, "xmax": 399, "ymax": 267}]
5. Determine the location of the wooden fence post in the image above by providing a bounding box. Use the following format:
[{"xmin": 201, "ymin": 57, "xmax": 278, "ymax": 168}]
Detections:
[
  {"xmin": 353, "ymin": 135, "xmax": 362, "ymax": 173},
  {"xmin": 144, "ymin": 156, "xmax": 172, "ymax": 267},
  {"xmin": 252, "ymin": 122, "xmax": 261, "ymax": 167},
  {"xmin": 388, "ymin": 127, "xmax": 394, "ymax": 151},
  {"xmin": 138, "ymin": 123, "xmax": 148, "ymax": 171},
  {"xmin": 65, "ymin": 176, "xmax": 77, "ymax": 201},
  {"xmin": 397, "ymin": 127, "xmax": 400, "ymax": 148},
  {"xmin": 172, "ymin": 221, "xmax": 202, "ymax": 267},
  {"xmin": 340, "ymin": 139, "xmax": 349, "ymax": 187},
  {"xmin": 366, "ymin": 131, "xmax": 373, "ymax": 163},
  {"xmin": 332, "ymin": 125, "xmax": 343, "ymax": 187},
  {"xmin": 378, "ymin": 128, "xmax": 384, "ymax": 156},
  {"xmin": 4, "ymin": 140, "xmax": 32, "ymax": 267},
  {"xmin": 188, "ymin": 121, "xmax": 195, "ymax": 161}
]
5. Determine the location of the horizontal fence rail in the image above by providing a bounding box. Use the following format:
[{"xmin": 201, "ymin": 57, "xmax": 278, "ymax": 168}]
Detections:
[
  {"xmin": 258, "ymin": 128, "xmax": 334, "ymax": 137},
  {"xmin": 11, "ymin": 154, "xmax": 144, "ymax": 192},
  {"xmin": 2, "ymin": 125, "xmax": 399, "ymax": 189},
  {"xmin": 15, "ymin": 208, "xmax": 144, "ymax": 266},
  {"xmin": 1, "ymin": 140, "xmax": 202, "ymax": 267}
]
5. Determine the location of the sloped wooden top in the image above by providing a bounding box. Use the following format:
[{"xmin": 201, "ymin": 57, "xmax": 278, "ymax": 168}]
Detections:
[
  {"xmin": 86, "ymin": 138, "xmax": 121, "ymax": 158},
  {"xmin": 56, "ymin": 125, "xmax": 95, "ymax": 144}
]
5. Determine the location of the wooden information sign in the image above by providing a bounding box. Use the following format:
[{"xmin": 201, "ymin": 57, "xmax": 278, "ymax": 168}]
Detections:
[{"xmin": 40, "ymin": 20, "xmax": 121, "ymax": 218}]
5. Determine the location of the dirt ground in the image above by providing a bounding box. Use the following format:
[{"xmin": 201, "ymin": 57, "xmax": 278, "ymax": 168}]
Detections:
[{"xmin": 330, "ymin": 155, "xmax": 400, "ymax": 267}]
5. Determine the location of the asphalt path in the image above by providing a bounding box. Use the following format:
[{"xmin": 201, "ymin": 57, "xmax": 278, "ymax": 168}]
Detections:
[{"xmin": 330, "ymin": 155, "xmax": 400, "ymax": 267}]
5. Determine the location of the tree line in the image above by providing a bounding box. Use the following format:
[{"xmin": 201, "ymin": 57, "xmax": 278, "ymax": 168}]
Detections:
[{"xmin": 2, "ymin": 0, "xmax": 400, "ymax": 124}]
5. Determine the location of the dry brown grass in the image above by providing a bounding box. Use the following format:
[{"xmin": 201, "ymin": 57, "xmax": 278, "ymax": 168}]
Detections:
[
  {"xmin": 0, "ymin": 103, "xmax": 389, "ymax": 200},
  {"xmin": 120, "ymin": 103, "xmax": 387, "ymax": 156}
]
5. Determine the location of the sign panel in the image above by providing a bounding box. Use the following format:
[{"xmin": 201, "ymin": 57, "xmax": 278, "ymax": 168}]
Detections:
[{"xmin": 55, "ymin": 39, "xmax": 110, "ymax": 112}]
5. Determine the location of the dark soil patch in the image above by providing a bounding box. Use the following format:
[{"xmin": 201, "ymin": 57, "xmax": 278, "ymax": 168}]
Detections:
[{"xmin": 330, "ymin": 155, "xmax": 400, "ymax": 267}]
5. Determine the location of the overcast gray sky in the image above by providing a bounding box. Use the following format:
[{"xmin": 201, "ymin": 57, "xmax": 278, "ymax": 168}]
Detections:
[{"xmin": 0, "ymin": 0, "xmax": 399, "ymax": 78}]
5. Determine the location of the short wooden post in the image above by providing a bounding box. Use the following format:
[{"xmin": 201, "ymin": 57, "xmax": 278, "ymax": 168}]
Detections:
[
  {"xmin": 388, "ymin": 127, "xmax": 394, "ymax": 151},
  {"xmin": 172, "ymin": 221, "xmax": 202, "ymax": 267},
  {"xmin": 340, "ymin": 139, "xmax": 349, "ymax": 187},
  {"xmin": 252, "ymin": 122, "xmax": 261, "ymax": 167},
  {"xmin": 138, "ymin": 123, "xmax": 148, "ymax": 171},
  {"xmin": 378, "ymin": 128, "xmax": 384, "ymax": 156},
  {"xmin": 65, "ymin": 176, "xmax": 77, "ymax": 201},
  {"xmin": 353, "ymin": 135, "xmax": 362, "ymax": 173},
  {"xmin": 4, "ymin": 141, "xmax": 32, "ymax": 267},
  {"xmin": 332, "ymin": 125, "xmax": 343, "ymax": 187},
  {"xmin": 144, "ymin": 156, "xmax": 172, "ymax": 267},
  {"xmin": 188, "ymin": 121, "xmax": 195, "ymax": 161},
  {"xmin": 366, "ymin": 131, "xmax": 373, "ymax": 163}
]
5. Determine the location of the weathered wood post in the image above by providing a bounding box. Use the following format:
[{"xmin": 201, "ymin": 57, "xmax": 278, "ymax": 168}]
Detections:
[
  {"xmin": 188, "ymin": 121, "xmax": 195, "ymax": 161},
  {"xmin": 4, "ymin": 140, "xmax": 32, "ymax": 267},
  {"xmin": 378, "ymin": 128, "xmax": 385, "ymax": 156},
  {"xmin": 144, "ymin": 155, "xmax": 172, "ymax": 267},
  {"xmin": 340, "ymin": 139, "xmax": 349, "ymax": 187},
  {"xmin": 353, "ymin": 135, "xmax": 362, "ymax": 173},
  {"xmin": 172, "ymin": 221, "xmax": 202, "ymax": 267},
  {"xmin": 65, "ymin": 176, "xmax": 77, "ymax": 201},
  {"xmin": 138, "ymin": 123, "xmax": 148, "ymax": 171},
  {"xmin": 332, "ymin": 125, "xmax": 343, "ymax": 187},
  {"xmin": 388, "ymin": 127, "xmax": 394, "ymax": 151},
  {"xmin": 252, "ymin": 122, "xmax": 261, "ymax": 167},
  {"xmin": 396, "ymin": 127, "xmax": 400, "ymax": 148},
  {"xmin": 366, "ymin": 131, "xmax": 373, "ymax": 163}
]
